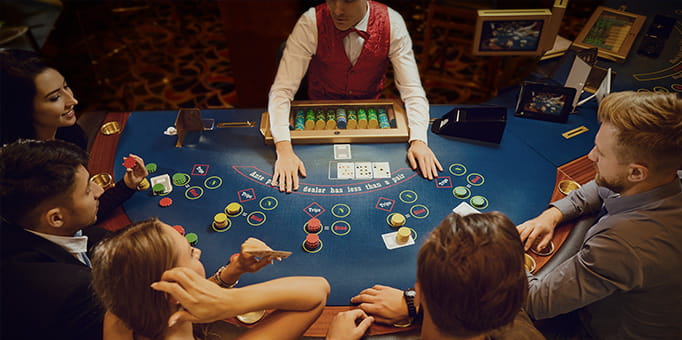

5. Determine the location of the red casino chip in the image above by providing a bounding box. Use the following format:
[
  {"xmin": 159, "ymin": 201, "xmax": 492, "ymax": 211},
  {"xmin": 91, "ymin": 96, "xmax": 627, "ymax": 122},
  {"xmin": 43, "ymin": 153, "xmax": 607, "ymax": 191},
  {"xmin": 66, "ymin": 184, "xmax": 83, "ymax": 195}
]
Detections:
[
  {"xmin": 159, "ymin": 197, "xmax": 173, "ymax": 207},
  {"xmin": 123, "ymin": 157, "xmax": 137, "ymax": 169}
]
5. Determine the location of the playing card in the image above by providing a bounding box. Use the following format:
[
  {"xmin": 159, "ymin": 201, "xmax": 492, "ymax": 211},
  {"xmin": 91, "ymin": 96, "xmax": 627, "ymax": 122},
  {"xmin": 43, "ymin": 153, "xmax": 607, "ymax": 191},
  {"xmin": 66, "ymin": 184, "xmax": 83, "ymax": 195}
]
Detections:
[
  {"xmin": 244, "ymin": 250, "xmax": 292, "ymax": 258},
  {"xmin": 452, "ymin": 202, "xmax": 480, "ymax": 216},
  {"xmin": 334, "ymin": 144, "xmax": 352, "ymax": 160},
  {"xmin": 382, "ymin": 231, "xmax": 415, "ymax": 250},
  {"xmin": 372, "ymin": 162, "xmax": 391, "ymax": 178},
  {"xmin": 355, "ymin": 162, "xmax": 373, "ymax": 179},
  {"xmin": 337, "ymin": 162, "xmax": 355, "ymax": 179}
]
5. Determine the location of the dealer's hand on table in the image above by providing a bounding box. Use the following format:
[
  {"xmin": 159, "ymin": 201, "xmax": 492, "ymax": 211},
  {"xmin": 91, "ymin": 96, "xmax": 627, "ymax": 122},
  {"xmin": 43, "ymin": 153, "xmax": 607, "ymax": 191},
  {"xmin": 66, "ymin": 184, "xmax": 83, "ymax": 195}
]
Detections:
[
  {"xmin": 151, "ymin": 267, "xmax": 235, "ymax": 325},
  {"xmin": 350, "ymin": 285, "xmax": 411, "ymax": 325},
  {"xmin": 326, "ymin": 309, "xmax": 374, "ymax": 340},
  {"xmin": 273, "ymin": 141, "xmax": 307, "ymax": 193},
  {"xmin": 516, "ymin": 206, "xmax": 563, "ymax": 252},
  {"xmin": 407, "ymin": 140, "xmax": 443, "ymax": 180},
  {"xmin": 121, "ymin": 154, "xmax": 149, "ymax": 189}
]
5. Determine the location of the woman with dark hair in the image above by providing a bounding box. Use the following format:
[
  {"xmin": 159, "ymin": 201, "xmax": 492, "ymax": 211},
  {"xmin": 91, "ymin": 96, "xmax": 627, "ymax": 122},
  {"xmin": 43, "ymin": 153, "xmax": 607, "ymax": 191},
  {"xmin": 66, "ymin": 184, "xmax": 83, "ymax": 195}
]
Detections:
[
  {"xmin": 92, "ymin": 218, "xmax": 330, "ymax": 340},
  {"xmin": 1, "ymin": 49, "xmax": 148, "ymax": 221},
  {"xmin": 0, "ymin": 48, "xmax": 87, "ymax": 148}
]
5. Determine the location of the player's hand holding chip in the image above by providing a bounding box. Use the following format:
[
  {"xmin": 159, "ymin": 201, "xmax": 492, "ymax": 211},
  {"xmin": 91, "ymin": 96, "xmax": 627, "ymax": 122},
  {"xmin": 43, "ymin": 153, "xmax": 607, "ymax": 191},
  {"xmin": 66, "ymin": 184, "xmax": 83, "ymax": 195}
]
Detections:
[
  {"xmin": 234, "ymin": 237, "xmax": 282, "ymax": 273},
  {"xmin": 121, "ymin": 154, "xmax": 149, "ymax": 189},
  {"xmin": 516, "ymin": 206, "xmax": 563, "ymax": 252}
]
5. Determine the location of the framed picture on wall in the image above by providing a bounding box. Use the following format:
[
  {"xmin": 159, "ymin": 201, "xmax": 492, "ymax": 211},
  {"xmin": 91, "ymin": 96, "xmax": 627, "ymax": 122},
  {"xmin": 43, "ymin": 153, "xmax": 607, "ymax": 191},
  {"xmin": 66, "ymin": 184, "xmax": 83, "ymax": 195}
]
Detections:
[
  {"xmin": 473, "ymin": 9, "xmax": 554, "ymax": 56},
  {"xmin": 572, "ymin": 6, "xmax": 646, "ymax": 61}
]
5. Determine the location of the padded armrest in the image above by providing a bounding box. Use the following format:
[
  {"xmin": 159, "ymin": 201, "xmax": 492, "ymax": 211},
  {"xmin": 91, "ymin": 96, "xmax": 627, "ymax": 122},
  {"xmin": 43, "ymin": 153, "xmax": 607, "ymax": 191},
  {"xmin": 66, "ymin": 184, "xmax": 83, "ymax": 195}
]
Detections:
[{"xmin": 533, "ymin": 214, "xmax": 596, "ymax": 280}]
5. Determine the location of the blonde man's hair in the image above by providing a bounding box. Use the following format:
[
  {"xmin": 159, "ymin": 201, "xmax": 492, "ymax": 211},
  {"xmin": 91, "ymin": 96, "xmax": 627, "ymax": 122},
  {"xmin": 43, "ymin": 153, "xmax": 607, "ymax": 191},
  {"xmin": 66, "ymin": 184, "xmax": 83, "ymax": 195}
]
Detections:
[
  {"xmin": 597, "ymin": 91, "xmax": 682, "ymax": 172},
  {"xmin": 91, "ymin": 218, "xmax": 177, "ymax": 340}
]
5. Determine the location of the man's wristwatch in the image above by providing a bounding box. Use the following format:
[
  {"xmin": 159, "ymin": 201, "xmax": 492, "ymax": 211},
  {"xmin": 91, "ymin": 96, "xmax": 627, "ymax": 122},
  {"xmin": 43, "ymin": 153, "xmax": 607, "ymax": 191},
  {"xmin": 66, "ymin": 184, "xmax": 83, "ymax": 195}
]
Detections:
[
  {"xmin": 393, "ymin": 288, "xmax": 418, "ymax": 328},
  {"xmin": 404, "ymin": 288, "xmax": 418, "ymax": 319}
]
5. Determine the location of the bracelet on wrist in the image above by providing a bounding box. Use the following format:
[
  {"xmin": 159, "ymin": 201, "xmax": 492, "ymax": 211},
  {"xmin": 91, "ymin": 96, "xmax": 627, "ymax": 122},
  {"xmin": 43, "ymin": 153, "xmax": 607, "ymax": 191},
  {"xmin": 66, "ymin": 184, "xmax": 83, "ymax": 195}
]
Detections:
[{"xmin": 213, "ymin": 265, "xmax": 238, "ymax": 288}]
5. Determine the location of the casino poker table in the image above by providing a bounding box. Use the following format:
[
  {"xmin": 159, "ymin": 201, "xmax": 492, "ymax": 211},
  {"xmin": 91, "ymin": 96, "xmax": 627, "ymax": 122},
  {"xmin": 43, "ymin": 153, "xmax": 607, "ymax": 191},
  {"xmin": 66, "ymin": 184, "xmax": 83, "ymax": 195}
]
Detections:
[{"xmin": 89, "ymin": 102, "xmax": 598, "ymax": 336}]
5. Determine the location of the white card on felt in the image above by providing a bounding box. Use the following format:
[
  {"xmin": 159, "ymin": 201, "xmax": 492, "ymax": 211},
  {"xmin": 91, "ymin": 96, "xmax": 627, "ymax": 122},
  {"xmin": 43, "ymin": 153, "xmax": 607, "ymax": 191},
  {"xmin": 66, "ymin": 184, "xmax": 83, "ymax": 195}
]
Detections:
[
  {"xmin": 382, "ymin": 231, "xmax": 415, "ymax": 250},
  {"xmin": 452, "ymin": 202, "xmax": 481, "ymax": 216},
  {"xmin": 334, "ymin": 144, "xmax": 352, "ymax": 160},
  {"xmin": 337, "ymin": 162, "xmax": 355, "ymax": 179},
  {"xmin": 354, "ymin": 162, "xmax": 373, "ymax": 179},
  {"xmin": 150, "ymin": 174, "xmax": 173, "ymax": 194},
  {"xmin": 372, "ymin": 162, "xmax": 391, "ymax": 178}
]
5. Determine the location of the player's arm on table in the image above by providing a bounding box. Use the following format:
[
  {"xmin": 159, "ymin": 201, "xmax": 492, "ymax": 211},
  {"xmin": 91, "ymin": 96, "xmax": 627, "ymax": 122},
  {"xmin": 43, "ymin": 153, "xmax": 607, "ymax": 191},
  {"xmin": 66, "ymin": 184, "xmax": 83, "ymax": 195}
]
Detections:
[
  {"xmin": 151, "ymin": 268, "xmax": 329, "ymax": 325},
  {"xmin": 407, "ymin": 140, "xmax": 443, "ymax": 180},
  {"xmin": 350, "ymin": 284, "xmax": 415, "ymax": 325},
  {"xmin": 326, "ymin": 309, "xmax": 374, "ymax": 340},
  {"xmin": 516, "ymin": 206, "xmax": 563, "ymax": 252},
  {"xmin": 121, "ymin": 154, "xmax": 149, "ymax": 189},
  {"xmin": 273, "ymin": 141, "xmax": 307, "ymax": 193},
  {"xmin": 215, "ymin": 237, "xmax": 281, "ymax": 285}
]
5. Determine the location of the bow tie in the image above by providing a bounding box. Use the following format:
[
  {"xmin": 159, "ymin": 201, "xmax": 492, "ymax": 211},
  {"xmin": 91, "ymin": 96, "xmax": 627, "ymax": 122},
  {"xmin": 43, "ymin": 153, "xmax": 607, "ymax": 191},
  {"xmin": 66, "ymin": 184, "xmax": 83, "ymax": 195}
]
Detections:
[{"xmin": 339, "ymin": 27, "xmax": 370, "ymax": 40}]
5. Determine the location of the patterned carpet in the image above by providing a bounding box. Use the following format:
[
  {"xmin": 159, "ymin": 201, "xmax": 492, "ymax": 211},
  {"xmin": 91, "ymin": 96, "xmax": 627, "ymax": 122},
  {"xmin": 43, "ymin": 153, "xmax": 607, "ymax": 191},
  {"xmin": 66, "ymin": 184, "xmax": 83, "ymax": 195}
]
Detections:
[
  {"xmin": 45, "ymin": 1, "xmax": 236, "ymax": 112},
  {"xmin": 44, "ymin": 0, "xmax": 594, "ymax": 113}
]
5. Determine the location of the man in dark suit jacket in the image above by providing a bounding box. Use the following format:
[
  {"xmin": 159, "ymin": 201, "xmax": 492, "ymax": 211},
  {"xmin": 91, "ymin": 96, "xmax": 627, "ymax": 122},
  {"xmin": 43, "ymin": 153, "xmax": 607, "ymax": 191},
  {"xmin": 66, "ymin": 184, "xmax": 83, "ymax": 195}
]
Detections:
[{"xmin": 1, "ymin": 139, "xmax": 115, "ymax": 340}]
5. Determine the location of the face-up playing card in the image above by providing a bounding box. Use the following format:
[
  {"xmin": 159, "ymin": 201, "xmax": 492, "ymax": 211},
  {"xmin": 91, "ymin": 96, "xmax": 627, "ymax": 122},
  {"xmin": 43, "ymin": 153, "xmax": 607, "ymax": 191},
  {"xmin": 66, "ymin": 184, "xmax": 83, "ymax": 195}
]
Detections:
[
  {"xmin": 244, "ymin": 250, "xmax": 292, "ymax": 258},
  {"xmin": 334, "ymin": 144, "xmax": 352, "ymax": 160},
  {"xmin": 355, "ymin": 162, "xmax": 373, "ymax": 179},
  {"xmin": 337, "ymin": 162, "xmax": 355, "ymax": 179},
  {"xmin": 372, "ymin": 162, "xmax": 391, "ymax": 178}
]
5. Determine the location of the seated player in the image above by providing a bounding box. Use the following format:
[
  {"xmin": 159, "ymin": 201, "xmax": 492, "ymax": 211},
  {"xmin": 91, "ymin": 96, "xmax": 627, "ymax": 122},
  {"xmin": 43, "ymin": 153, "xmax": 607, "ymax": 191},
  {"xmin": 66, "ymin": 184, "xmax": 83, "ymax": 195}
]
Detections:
[
  {"xmin": 0, "ymin": 49, "xmax": 148, "ymax": 221},
  {"xmin": 516, "ymin": 91, "xmax": 682, "ymax": 339},
  {"xmin": 328, "ymin": 212, "xmax": 544, "ymax": 340},
  {"xmin": 268, "ymin": 0, "xmax": 442, "ymax": 192},
  {"xmin": 95, "ymin": 218, "xmax": 330, "ymax": 340},
  {"xmin": 1, "ymin": 139, "xmax": 109, "ymax": 340}
]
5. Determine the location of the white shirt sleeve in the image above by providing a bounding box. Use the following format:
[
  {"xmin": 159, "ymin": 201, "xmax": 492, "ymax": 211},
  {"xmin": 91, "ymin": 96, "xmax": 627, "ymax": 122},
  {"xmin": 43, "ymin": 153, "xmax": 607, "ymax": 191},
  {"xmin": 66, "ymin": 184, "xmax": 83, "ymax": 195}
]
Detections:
[
  {"xmin": 387, "ymin": 8, "xmax": 430, "ymax": 144},
  {"xmin": 267, "ymin": 6, "xmax": 430, "ymax": 144},
  {"xmin": 267, "ymin": 8, "xmax": 317, "ymax": 143}
]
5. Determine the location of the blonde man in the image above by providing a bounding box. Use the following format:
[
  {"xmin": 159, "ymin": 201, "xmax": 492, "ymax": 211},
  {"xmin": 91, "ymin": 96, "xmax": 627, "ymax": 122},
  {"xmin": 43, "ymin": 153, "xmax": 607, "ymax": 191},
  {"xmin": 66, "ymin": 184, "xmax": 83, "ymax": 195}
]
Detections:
[{"xmin": 518, "ymin": 91, "xmax": 682, "ymax": 339}]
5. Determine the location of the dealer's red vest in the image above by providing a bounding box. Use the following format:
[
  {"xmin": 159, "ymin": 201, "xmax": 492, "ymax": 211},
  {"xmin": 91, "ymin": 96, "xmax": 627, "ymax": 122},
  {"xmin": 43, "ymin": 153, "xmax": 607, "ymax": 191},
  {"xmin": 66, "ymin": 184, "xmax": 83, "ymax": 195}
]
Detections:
[{"xmin": 308, "ymin": 1, "xmax": 390, "ymax": 100}]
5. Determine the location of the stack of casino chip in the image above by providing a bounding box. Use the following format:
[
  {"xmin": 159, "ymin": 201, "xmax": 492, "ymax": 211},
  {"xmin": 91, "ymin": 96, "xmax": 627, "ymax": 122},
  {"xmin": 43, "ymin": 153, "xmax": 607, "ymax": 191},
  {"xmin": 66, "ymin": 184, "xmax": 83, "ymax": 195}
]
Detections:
[
  {"xmin": 377, "ymin": 108, "xmax": 390, "ymax": 128},
  {"xmin": 173, "ymin": 173, "xmax": 189, "ymax": 186},
  {"xmin": 346, "ymin": 109, "xmax": 358, "ymax": 129},
  {"xmin": 315, "ymin": 109, "xmax": 326, "ymax": 129},
  {"xmin": 304, "ymin": 109, "xmax": 315, "ymax": 130},
  {"xmin": 294, "ymin": 109, "xmax": 305, "ymax": 131},
  {"xmin": 396, "ymin": 227, "xmax": 411, "ymax": 244},
  {"xmin": 357, "ymin": 109, "xmax": 368, "ymax": 128},
  {"xmin": 212, "ymin": 213, "xmax": 229, "ymax": 232},
  {"xmin": 304, "ymin": 233, "xmax": 321, "ymax": 251},
  {"xmin": 325, "ymin": 109, "xmax": 337, "ymax": 129},
  {"xmin": 335, "ymin": 108, "xmax": 347, "ymax": 129},
  {"xmin": 305, "ymin": 217, "xmax": 322, "ymax": 233},
  {"xmin": 185, "ymin": 233, "xmax": 199, "ymax": 246},
  {"xmin": 367, "ymin": 108, "xmax": 379, "ymax": 128}
]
